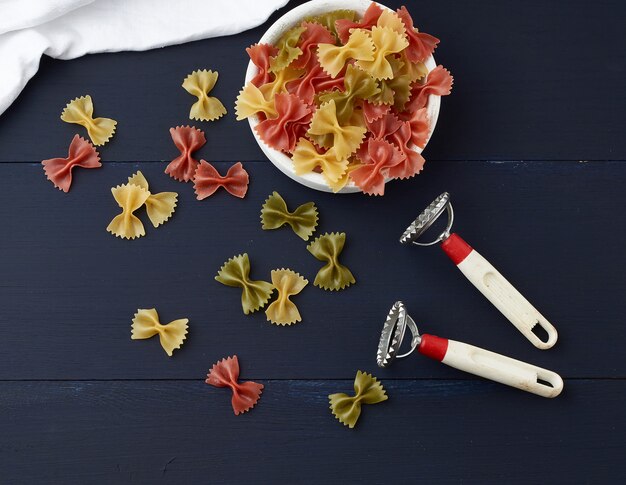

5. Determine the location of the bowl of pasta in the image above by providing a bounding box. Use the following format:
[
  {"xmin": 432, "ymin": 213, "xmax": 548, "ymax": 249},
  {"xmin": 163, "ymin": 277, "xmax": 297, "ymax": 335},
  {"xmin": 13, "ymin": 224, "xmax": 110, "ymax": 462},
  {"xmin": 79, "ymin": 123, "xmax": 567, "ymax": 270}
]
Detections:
[{"xmin": 235, "ymin": 0, "xmax": 453, "ymax": 195}]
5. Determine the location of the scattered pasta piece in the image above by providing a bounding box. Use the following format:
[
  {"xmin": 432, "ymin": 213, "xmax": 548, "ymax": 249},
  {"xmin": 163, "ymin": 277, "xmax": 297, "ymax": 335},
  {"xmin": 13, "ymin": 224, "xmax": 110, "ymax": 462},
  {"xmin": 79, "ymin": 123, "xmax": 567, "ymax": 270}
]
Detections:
[
  {"xmin": 335, "ymin": 3, "xmax": 382, "ymax": 43},
  {"xmin": 255, "ymin": 93, "xmax": 312, "ymax": 152},
  {"xmin": 318, "ymin": 64, "xmax": 380, "ymax": 125},
  {"xmin": 406, "ymin": 65, "xmax": 454, "ymax": 112},
  {"xmin": 260, "ymin": 191, "xmax": 318, "ymax": 241},
  {"xmin": 307, "ymin": 232, "xmax": 355, "ymax": 291},
  {"xmin": 304, "ymin": 9, "xmax": 357, "ymax": 38},
  {"xmin": 317, "ymin": 29, "xmax": 374, "ymax": 78},
  {"xmin": 206, "ymin": 356, "xmax": 264, "ymax": 415},
  {"xmin": 127, "ymin": 171, "xmax": 178, "ymax": 227},
  {"xmin": 351, "ymin": 138, "xmax": 405, "ymax": 196},
  {"xmin": 265, "ymin": 269, "xmax": 308, "ymax": 325},
  {"xmin": 247, "ymin": 43, "xmax": 279, "ymax": 86},
  {"xmin": 131, "ymin": 308, "xmax": 188, "ymax": 357},
  {"xmin": 307, "ymin": 100, "xmax": 366, "ymax": 160},
  {"xmin": 166, "ymin": 126, "xmax": 206, "ymax": 182},
  {"xmin": 106, "ymin": 183, "xmax": 150, "ymax": 239},
  {"xmin": 329, "ymin": 371, "xmax": 388, "ymax": 428},
  {"xmin": 215, "ymin": 253, "xmax": 274, "ymax": 314},
  {"xmin": 193, "ymin": 161, "xmax": 249, "ymax": 199},
  {"xmin": 41, "ymin": 134, "xmax": 101, "ymax": 192},
  {"xmin": 292, "ymin": 138, "xmax": 348, "ymax": 187},
  {"xmin": 396, "ymin": 6, "xmax": 440, "ymax": 63},
  {"xmin": 269, "ymin": 25, "xmax": 306, "ymax": 73},
  {"xmin": 60, "ymin": 95, "xmax": 117, "ymax": 146},
  {"xmin": 356, "ymin": 26, "xmax": 409, "ymax": 80},
  {"xmin": 182, "ymin": 69, "xmax": 227, "ymax": 122},
  {"xmin": 235, "ymin": 83, "xmax": 278, "ymax": 121}
]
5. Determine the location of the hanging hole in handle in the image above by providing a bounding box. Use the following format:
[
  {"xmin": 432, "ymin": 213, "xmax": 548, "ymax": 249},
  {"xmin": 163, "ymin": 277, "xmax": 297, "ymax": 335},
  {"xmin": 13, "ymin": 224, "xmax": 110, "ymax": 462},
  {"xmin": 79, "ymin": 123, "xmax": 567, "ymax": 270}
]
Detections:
[
  {"xmin": 531, "ymin": 322, "xmax": 550, "ymax": 344},
  {"xmin": 536, "ymin": 377, "xmax": 554, "ymax": 388}
]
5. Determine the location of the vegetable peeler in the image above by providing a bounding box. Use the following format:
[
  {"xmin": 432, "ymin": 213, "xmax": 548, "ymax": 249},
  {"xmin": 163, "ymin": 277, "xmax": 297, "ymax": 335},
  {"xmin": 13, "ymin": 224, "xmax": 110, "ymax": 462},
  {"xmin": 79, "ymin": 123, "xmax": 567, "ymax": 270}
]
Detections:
[
  {"xmin": 400, "ymin": 192, "xmax": 558, "ymax": 350},
  {"xmin": 377, "ymin": 302, "xmax": 563, "ymax": 398}
]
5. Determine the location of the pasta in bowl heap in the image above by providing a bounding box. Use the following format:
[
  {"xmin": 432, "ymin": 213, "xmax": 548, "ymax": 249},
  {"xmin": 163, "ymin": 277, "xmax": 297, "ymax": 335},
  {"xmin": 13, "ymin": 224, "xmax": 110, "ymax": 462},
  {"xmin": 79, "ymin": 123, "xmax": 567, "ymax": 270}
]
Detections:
[{"xmin": 235, "ymin": 0, "xmax": 453, "ymax": 195}]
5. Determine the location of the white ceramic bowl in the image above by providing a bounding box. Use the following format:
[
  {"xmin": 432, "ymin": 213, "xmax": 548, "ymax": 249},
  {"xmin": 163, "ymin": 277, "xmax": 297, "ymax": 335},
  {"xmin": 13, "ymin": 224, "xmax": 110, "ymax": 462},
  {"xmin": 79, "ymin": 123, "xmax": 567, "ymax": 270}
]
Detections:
[{"xmin": 244, "ymin": 0, "xmax": 441, "ymax": 193}]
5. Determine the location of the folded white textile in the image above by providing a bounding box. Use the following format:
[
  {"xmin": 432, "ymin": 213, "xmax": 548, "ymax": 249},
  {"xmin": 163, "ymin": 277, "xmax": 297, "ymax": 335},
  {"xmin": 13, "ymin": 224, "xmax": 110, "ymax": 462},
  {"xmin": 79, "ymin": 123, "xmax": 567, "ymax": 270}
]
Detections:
[{"xmin": 0, "ymin": 0, "xmax": 289, "ymax": 116}]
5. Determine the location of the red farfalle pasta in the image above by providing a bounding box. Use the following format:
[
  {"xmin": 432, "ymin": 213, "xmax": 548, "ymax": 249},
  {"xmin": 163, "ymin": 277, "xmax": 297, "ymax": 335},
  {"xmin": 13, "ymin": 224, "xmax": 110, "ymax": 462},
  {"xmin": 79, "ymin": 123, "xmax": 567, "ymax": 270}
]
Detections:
[
  {"xmin": 41, "ymin": 134, "xmax": 101, "ymax": 192},
  {"xmin": 165, "ymin": 126, "xmax": 206, "ymax": 182},
  {"xmin": 386, "ymin": 121, "xmax": 426, "ymax": 179},
  {"xmin": 193, "ymin": 160, "xmax": 249, "ymax": 199},
  {"xmin": 255, "ymin": 93, "xmax": 312, "ymax": 152},
  {"xmin": 366, "ymin": 112, "xmax": 404, "ymax": 140},
  {"xmin": 336, "ymin": 2, "xmax": 384, "ymax": 43},
  {"xmin": 287, "ymin": 57, "xmax": 345, "ymax": 105},
  {"xmin": 406, "ymin": 65, "xmax": 453, "ymax": 112},
  {"xmin": 205, "ymin": 355, "xmax": 264, "ymax": 415},
  {"xmin": 405, "ymin": 107, "xmax": 430, "ymax": 148},
  {"xmin": 247, "ymin": 43, "xmax": 278, "ymax": 87},
  {"xmin": 351, "ymin": 138, "xmax": 405, "ymax": 195},
  {"xmin": 396, "ymin": 6, "xmax": 440, "ymax": 63},
  {"xmin": 362, "ymin": 101, "xmax": 391, "ymax": 123},
  {"xmin": 291, "ymin": 22, "xmax": 335, "ymax": 69}
]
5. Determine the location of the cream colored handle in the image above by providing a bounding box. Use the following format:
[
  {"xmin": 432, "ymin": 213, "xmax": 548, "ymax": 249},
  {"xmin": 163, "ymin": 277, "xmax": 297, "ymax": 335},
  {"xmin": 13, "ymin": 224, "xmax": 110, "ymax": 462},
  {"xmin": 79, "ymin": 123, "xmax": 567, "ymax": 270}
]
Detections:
[
  {"xmin": 456, "ymin": 249, "xmax": 558, "ymax": 349},
  {"xmin": 442, "ymin": 339, "xmax": 563, "ymax": 398}
]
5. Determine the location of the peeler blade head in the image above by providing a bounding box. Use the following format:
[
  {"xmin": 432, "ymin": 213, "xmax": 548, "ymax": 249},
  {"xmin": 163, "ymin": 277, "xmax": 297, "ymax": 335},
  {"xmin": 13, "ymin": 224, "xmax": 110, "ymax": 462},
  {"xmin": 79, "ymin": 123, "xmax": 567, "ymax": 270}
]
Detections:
[
  {"xmin": 400, "ymin": 192, "xmax": 451, "ymax": 245},
  {"xmin": 377, "ymin": 301, "xmax": 409, "ymax": 368}
]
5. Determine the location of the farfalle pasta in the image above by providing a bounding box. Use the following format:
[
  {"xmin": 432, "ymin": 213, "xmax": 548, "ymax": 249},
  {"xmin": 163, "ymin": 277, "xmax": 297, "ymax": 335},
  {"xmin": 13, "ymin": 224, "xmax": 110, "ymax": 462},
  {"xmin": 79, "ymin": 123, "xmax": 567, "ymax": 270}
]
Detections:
[
  {"xmin": 182, "ymin": 69, "xmax": 227, "ymax": 122},
  {"xmin": 260, "ymin": 191, "xmax": 318, "ymax": 241},
  {"xmin": 265, "ymin": 269, "xmax": 308, "ymax": 325},
  {"xmin": 236, "ymin": 2, "xmax": 452, "ymax": 194},
  {"xmin": 206, "ymin": 356, "xmax": 264, "ymax": 415},
  {"xmin": 193, "ymin": 161, "xmax": 249, "ymax": 199},
  {"xmin": 215, "ymin": 253, "xmax": 274, "ymax": 315},
  {"xmin": 106, "ymin": 183, "xmax": 150, "ymax": 239},
  {"xmin": 131, "ymin": 308, "xmax": 188, "ymax": 357},
  {"xmin": 41, "ymin": 134, "xmax": 101, "ymax": 192},
  {"xmin": 60, "ymin": 95, "xmax": 117, "ymax": 146},
  {"xmin": 127, "ymin": 171, "xmax": 178, "ymax": 227},
  {"xmin": 306, "ymin": 232, "xmax": 355, "ymax": 291},
  {"xmin": 166, "ymin": 125, "xmax": 206, "ymax": 182},
  {"xmin": 329, "ymin": 371, "xmax": 388, "ymax": 428}
]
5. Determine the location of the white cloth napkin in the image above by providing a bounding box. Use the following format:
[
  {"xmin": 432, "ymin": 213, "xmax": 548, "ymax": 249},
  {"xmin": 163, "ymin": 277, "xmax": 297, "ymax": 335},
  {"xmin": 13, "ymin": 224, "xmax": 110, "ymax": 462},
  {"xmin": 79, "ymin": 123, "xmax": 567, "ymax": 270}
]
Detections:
[{"xmin": 0, "ymin": 0, "xmax": 289, "ymax": 116}]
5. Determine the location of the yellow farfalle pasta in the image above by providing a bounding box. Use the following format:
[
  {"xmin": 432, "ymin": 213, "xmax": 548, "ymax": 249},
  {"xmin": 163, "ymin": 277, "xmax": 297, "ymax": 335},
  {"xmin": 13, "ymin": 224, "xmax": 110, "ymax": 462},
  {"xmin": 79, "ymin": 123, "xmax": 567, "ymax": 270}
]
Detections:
[
  {"xmin": 269, "ymin": 25, "xmax": 306, "ymax": 73},
  {"xmin": 131, "ymin": 308, "xmax": 188, "ymax": 357},
  {"xmin": 292, "ymin": 138, "xmax": 348, "ymax": 186},
  {"xmin": 317, "ymin": 29, "xmax": 374, "ymax": 78},
  {"xmin": 259, "ymin": 65, "xmax": 304, "ymax": 101},
  {"xmin": 317, "ymin": 64, "xmax": 380, "ymax": 124},
  {"xmin": 215, "ymin": 253, "xmax": 274, "ymax": 315},
  {"xmin": 235, "ymin": 83, "xmax": 278, "ymax": 121},
  {"xmin": 265, "ymin": 269, "xmax": 308, "ymax": 325},
  {"xmin": 260, "ymin": 191, "xmax": 318, "ymax": 241},
  {"xmin": 60, "ymin": 95, "xmax": 117, "ymax": 146},
  {"xmin": 182, "ymin": 69, "xmax": 227, "ymax": 122},
  {"xmin": 326, "ymin": 159, "xmax": 362, "ymax": 193},
  {"xmin": 306, "ymin": 232, "xmax": 355, "ymax": 291},
  {"xmin": 127, "ymin": 171, "xmax": 178, "ymax": 228},
  {"xmin": 357, "ymin": 26, "xmax": 409, "ymax": 80},
  {"xmin": 106, "ymin": 183, "xmax": 150, "ymax": 239},
  {"xmin": 329, "ymin": 371, "xmax": 388, "ymax": 428},
  {"xmin": 307, "ymin": 100, "xmax": 366, "ymax": 160},
  {"xmin": 376, "ymin": 9, "xmax": 406, "ymax": 36}
]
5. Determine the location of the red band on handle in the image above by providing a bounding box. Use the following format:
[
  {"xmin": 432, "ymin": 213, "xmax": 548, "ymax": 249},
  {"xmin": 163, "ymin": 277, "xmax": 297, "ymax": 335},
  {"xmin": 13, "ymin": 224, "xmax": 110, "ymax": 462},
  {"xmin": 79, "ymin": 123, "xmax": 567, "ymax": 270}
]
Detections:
[
  {"xmin": 418, "ymin": 334, "xmax": 449, "ymax": 362},
  {"xmin": 441, "ymin": 233, "xmax": 473, "ymax": 265}
]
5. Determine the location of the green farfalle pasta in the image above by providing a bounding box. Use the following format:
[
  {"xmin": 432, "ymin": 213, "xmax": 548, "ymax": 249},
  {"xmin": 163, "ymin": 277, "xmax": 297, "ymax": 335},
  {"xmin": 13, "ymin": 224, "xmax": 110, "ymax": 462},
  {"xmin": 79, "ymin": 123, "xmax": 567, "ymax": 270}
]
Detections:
[
  {"xmin": 317, "ymin": 64, "xmax": 380, "ymax": 124},
  {"xmin": 306, "ymin": 232, "xmax": 355, "ymax": 291},
  {"xmin": 215, "ymin": 253, "xmax": 274, "ymax": 315},
  {"xmin": 303, "ymin": 9, "xmax": 357, "ymax": 37},
  {"xmin": 329, "ymin": 371, "xmax": 388, "ymax": 428},
  {"xmin": 260, "ymin": 191, "xmax": 319, "ymax": 241},
  {"xmin": 269, "ymin": 25, "xmax": 306, "ymax": 73}
]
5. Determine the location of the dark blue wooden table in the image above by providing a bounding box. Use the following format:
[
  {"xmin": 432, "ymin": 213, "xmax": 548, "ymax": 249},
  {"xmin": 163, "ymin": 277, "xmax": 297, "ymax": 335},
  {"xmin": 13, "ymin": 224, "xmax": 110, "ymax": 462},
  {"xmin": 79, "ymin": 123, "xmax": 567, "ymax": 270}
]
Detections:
[{"xmin": 1, "ymin": 1, "xmax": 625, "ymax": 482}]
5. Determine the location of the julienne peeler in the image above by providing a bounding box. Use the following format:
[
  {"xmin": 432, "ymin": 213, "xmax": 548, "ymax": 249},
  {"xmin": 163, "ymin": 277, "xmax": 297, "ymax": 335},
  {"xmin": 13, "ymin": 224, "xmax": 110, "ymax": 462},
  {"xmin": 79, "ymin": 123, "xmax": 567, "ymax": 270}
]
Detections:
[
  {"xmin": 400, "ymin": 192, "xmax": 558, "ymax": 350},
  {"xmin": 377, "ymin": 302, "xmax": 563, "ymax": 398}
]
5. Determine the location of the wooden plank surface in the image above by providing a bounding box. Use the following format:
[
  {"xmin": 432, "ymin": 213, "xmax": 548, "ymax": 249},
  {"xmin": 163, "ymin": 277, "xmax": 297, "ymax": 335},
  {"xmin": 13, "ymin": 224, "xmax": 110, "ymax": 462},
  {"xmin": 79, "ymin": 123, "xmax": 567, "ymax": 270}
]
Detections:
[
  {"xmin": 1, "ymin": 0, "xmax": 625, "ymax": 482},
  {"xmin": 1, "ymin": 380, "xmax": 624, "ymax": 483}
]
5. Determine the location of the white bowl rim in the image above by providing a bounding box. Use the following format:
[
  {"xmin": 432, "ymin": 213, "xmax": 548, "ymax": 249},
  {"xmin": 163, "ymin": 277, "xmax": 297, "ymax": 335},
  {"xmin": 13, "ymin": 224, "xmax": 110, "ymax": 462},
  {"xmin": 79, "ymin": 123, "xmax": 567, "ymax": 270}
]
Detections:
[{"xmin": 244, "ymin": 0, "xmax": 442, "ymax": 194}]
